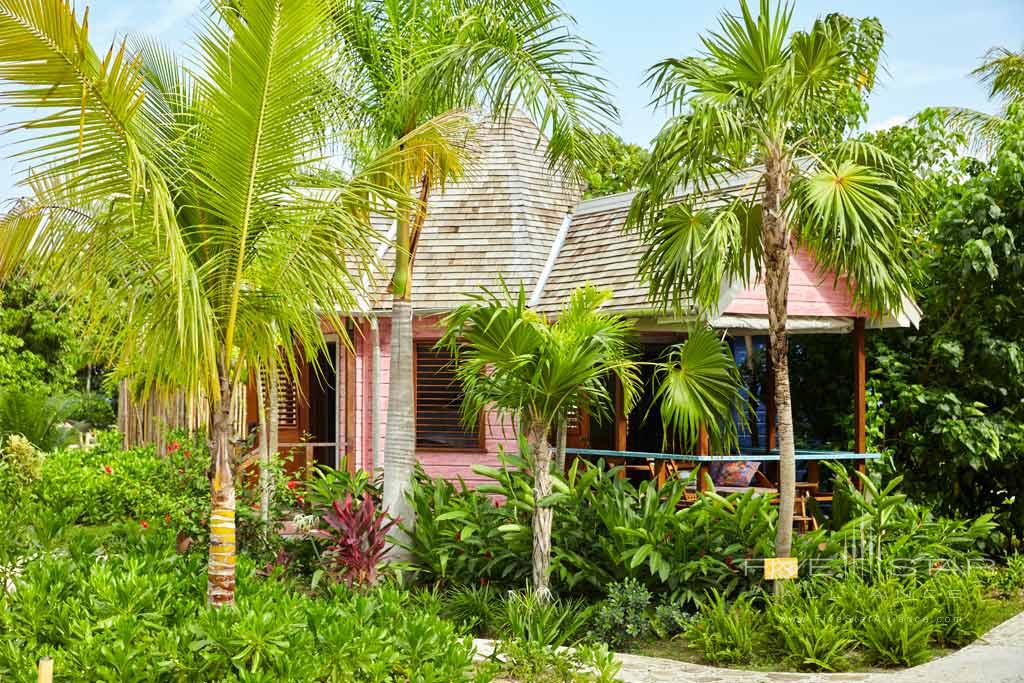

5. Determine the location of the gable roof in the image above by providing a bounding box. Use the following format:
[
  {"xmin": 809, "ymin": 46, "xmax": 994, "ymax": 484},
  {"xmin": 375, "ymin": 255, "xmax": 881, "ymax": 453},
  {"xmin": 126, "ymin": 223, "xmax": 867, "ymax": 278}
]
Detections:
[{"xmin": 365, "ymin": 116, "xmax": 919, "ymax": 330}]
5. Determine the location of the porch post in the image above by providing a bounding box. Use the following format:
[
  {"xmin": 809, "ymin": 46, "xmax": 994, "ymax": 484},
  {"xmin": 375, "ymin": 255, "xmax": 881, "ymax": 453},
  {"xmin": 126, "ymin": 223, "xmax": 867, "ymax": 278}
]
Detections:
[
  {"xmin": 614, "ymin": 377, "xmax": 627, "ymax": 478},
  {"xmin": 765, "ymin": 338, "xmax": 777, "ymax": 451},
  {"xmin": 853, "ymin": 317, "xmax": 867, "ymax": 489},
  {"xmin": 696, "ymin": 425, "xmax": 709, "ymax": 492}
]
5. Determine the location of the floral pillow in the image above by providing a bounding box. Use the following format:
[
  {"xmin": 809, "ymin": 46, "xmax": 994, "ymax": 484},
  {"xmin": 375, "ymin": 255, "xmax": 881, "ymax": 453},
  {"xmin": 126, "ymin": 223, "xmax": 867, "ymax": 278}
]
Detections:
[{"xmin": 707, "ymin": 460, "xmax": 761, "ymax": 487}]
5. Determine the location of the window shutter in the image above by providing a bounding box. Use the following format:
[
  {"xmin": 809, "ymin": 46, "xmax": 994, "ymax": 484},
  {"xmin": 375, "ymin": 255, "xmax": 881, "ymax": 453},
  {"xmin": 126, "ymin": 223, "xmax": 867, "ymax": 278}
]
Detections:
[
  {"xmin": 277, "ymin": 368, "xmax": 299, "ymax": 429},
  {"xmin": 415, "ymin": 343, "xmax": 481, "ymax": 450}
]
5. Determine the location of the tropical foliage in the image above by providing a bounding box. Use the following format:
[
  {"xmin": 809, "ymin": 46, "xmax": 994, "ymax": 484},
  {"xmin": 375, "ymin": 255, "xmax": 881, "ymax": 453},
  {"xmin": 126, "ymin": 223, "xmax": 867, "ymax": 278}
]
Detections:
[
  {"xmin": 866, "ymin": 104, "xmax": 1024, "ymax": 549},
  {"xmin": 0, "ymin": 0, "xmax": 443, "ymax": 604},
  {"xmin": 328, "ymin": 0, "xmax": 619, "ymax": 545},
  {"xmin": 627, "ymin": 0, "xmax": 917, "ymax": 556},
  {"xmin": 583, "ymin": 133, "xmax": 650, "ymax": 198},
  {"xmin": 439, "ymin": 284, "xmax": 640, "ymax": 595}
]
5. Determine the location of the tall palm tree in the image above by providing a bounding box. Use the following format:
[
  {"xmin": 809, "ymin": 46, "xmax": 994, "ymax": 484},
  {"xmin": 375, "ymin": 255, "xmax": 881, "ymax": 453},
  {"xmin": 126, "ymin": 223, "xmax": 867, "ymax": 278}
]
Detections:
[
  {"xmin": 0, "ymin": 0, "xmax": 445, "ymax": 605},
  {"xmin": 329, "ymin": 0, "xmax": 618, "ymax": 547},
  {"xmin": 941, "ymin": 46, "xmax": 1024, "ymax": 150},
  {"xmin": 628, "ymin": 0, "xmax": 916, "ymax": 559},
  {"xmin": 438, "ymin": 284, "xmax": 640, "ymax": 596}
]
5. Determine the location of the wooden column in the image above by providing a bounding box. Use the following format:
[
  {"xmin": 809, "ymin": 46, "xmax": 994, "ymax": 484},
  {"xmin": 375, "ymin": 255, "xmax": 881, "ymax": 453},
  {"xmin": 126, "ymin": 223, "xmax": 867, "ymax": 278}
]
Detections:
[
  {"xmin": 696, "ymin": 425, "xmax": 710, "ymax": 492},
  {"xmin": 613, "ymin": 377, "xmax": 627, "ymax": 477},
  {"xmin": 853, "ymin": 317, "xmax": 867, "ymax": 488}
]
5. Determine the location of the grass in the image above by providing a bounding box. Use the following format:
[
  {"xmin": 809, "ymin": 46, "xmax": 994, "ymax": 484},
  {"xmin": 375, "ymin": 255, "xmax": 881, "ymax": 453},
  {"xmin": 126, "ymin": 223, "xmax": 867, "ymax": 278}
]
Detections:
[{"xmin": 630, "ymin": 594, "xmax": 1024, "ymax": 673}]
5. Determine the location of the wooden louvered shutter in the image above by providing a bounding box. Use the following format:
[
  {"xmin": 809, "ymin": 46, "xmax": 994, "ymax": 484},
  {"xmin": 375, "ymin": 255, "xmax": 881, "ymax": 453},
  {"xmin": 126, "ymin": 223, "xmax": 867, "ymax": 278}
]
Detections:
[{"xmin": 415, "ymin": 343, "xmax": 482, "ymax": 450}]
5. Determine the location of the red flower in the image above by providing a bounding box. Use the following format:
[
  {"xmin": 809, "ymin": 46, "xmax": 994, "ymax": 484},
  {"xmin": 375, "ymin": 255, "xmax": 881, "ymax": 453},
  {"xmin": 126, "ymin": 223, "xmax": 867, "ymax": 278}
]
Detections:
[
  {"xmin": 479, "ymin": 577, "xmax": 489, "ymax": 586},
  {"xmin": 252, "ymin": 503, "xmax": 260, "ymax": 510},
  {"xmin": 167, "ymin": 441, "xmax": 180, "ymax": 454},
  {"xmin": 286, "ymin": 480, "xmax": 300, "ymax": 490},
  {"xmin": 183, "ymin": 449, "xmax": 190, "ymax": 458},
  {"xmin": 455, "ymin": 530, "xmax": 462, "ymax": 542},
  {"xmin": 139, "ymin": 520, "xmax": 149, "ymax": 529},
  {"xmin": 296, "ymin": 496, "xmax": 305, "ymax": 504},
  {"xmin": 102, "ymin": 465, "xmax": 113, "ymax": 475}
]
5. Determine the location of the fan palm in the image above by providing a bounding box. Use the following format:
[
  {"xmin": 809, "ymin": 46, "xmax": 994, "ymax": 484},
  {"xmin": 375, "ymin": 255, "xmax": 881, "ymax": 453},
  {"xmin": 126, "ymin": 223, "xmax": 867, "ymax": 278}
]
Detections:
[
  {"xmin": 940, "ymin": 46, "xmax": 1024, "ymax": 151},
  {"xmin": 438, "ymin": 284, "xmax": 640, "ymax": 596},
  {"xmin": 329, "ymin": 0, "xmax": 618, "ymax": 546},
  {"xmin": 0, "ymin": 0, "xmax": 444, "ymax": 605},
  {"xmin": 628, "ymin": 0, "xmax": 916, "ymax": 559}
]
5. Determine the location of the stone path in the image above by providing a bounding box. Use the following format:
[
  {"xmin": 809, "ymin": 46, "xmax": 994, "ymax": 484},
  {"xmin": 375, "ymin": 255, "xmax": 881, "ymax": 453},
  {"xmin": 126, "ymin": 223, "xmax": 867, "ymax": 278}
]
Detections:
[{"xmin": 475, "ymin": 610, "xmax": 1024, "ymax": 683}]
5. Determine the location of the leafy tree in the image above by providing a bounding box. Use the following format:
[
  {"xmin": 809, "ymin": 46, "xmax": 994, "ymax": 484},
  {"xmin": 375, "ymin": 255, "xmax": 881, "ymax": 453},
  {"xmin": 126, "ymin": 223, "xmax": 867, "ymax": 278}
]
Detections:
[
  {"xmin": 330, "ymin": 0, "xmax": 618, "ymax": 549},
  {"xmin": 0, "ymin": 281, "xmax": 82, "ymax": 393},
  {"xmin": 871, "ymin": 105, "xmax": 1024, "ymax": 549},
  {"xmin": 583, "ymin": 133, "xmax": 650, "ymax": 198},
  {"xmin": 0, "ymin": 0, "xmax": 423, "ymax": 605},
  {"xmin": 628, "ymin": 0, "xmax": 916, "ymax": 559},
  {"xmin": 439, "ymin": 284, "xmax": 640, "ymax": 596}
]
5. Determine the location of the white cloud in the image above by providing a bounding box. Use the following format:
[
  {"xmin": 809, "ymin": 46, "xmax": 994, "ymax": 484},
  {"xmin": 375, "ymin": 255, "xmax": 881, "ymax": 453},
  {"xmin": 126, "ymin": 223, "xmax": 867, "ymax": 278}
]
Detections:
[{"xmin": 867, "ymin": 115, "xmax": 910, "ymax": 133}]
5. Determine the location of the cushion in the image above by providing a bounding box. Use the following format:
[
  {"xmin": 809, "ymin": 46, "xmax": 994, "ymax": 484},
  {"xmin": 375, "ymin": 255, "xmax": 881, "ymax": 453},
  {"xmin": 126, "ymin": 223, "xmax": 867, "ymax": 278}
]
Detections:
[{"xmin": 707, "ymin": 460, "xmax": 760, "ymax": 487}]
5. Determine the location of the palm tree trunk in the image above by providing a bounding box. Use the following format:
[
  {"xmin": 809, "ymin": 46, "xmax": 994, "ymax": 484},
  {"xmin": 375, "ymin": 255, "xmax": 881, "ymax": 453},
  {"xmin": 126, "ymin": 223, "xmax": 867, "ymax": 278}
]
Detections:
[
  {"xmin": 528, "ymin": 418, "xmax": 554, "ymax": 598},
  {"xmin": 762, "ymin": 152, "xmax": 796, "ymax": 562},
  {"xmin": 382, "ymin": 176, "xmax": 430, "ymax": 559},
  {"xmin": 256, "ymin": 370, "xmax": 270, "ymax": 527},
  {"xmin": 382, "ymin": 296, "xmax": 415, "ymax": 558},
  {"xmin": 370, "ymin": 315, "xmax": 382, "ymax": 473},
  {"xmin": 208, "ymin": 370, "xmax": 237, "ymax": 606},
  {"xmin": 554, "ymin": 417, "xmax": 568, "ymax": 473}
]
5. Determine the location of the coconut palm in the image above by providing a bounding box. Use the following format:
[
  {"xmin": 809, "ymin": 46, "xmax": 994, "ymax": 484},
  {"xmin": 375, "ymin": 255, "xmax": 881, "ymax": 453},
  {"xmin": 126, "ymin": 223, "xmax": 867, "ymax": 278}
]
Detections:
[
  {"xmin": 0, "ymin": 0, "xmax": 449, "ymax": 605},
  {"xmin": 439, "ymin": 284, "xmax": 639, "ymax": 595},
  {"xmin": 628, "ymin": 0, "xmax": 916, "ymax": 559},
  {"xmin": 941, "ymin": 46, "xmax": 1024, "ymax": 151},
  {"xmin": 329, "ymin": 0, "xmax": 618, "ymax": 547}
]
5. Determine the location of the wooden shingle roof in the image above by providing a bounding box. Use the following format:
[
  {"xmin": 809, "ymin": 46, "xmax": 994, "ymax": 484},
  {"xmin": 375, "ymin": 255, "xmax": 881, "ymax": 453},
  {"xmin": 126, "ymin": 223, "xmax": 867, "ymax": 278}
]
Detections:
[{"xmin": 368, "ymin": 114, "xmax": 580, "ymax": 312}]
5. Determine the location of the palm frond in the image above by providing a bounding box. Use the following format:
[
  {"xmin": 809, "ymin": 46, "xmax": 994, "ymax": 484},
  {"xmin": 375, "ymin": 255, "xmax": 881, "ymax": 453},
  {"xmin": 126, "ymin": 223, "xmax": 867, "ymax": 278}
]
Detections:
[
  {"xmin": 792, "ymin": 159, "xmax": 914, "ymax": 316},
  {"xmin": 653, "ymin": 326, "xmax": 748, "ymax": 454}
]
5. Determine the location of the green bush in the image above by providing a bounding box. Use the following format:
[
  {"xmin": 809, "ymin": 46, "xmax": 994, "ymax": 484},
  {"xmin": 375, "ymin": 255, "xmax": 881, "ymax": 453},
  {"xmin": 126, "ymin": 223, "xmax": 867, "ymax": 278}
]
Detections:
[
  {"xmin": 827, "ymin": 575, "xmax": 937, "ymax": 667},
  {"xmin": 441, "ymin": 583, "xmax": 501, "ymax": 635},
  {"xmin": 490, "ymin": 639, "xmax": 621, "ymax": 683},
  {"xmin": 0, "ymin": 530, "xmax": 485, "ymax": 682},
  {"xmin": 408, "ymin": 454, "xmax": 774, "ymax": 601},
  {"xmin": 768, "ymin": 583, "xmax": 854, "ymax": 671},
  {"xmin": 496, "ymin": 589, "xmax": 593, "ymax": 648},
  {"xmin": 587, "ymin": 578, "xmax": 653, "ymax": 648},
  {"xmin": 983, "ymin": 553, "xmax": 1024, "ymax": 598},
  {"xmin": 924, "ymin": 570, "xmax": 987, "ymax": 647},
  {"xmin": 685, "ymin": 589, "xmax": 764, "ymax": 666},
  {"xmin": 0, "ymin": 388, "xmax": 77, "ymax": 452}
]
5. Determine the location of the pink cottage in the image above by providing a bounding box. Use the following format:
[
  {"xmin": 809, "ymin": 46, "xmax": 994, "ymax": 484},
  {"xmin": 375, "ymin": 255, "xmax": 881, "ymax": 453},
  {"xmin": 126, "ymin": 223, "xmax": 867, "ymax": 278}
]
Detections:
[{"xmin": 221, "ymin": 115, "xmax": 918, "ymax": 487}]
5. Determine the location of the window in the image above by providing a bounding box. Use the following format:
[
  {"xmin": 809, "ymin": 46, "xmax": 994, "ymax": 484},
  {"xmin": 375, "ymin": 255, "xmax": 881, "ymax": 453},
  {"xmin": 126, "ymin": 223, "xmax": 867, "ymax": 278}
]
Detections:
[{"xmin": 415, "ymin": 343, "xmax": 482, "ymax": 450}]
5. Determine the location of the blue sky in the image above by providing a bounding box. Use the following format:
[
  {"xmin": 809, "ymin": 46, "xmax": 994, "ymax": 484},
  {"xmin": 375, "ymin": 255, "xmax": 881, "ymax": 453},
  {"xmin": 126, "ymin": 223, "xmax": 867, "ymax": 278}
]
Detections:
[{"xmin": 1, "ymin": 0, "xmax": 1022, "ymax": 200}]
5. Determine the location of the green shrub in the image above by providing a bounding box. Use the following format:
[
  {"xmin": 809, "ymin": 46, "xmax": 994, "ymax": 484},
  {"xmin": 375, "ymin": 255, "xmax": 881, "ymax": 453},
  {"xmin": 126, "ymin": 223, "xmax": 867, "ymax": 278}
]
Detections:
[
  {"xmin": 441, "ymin": 583, "xmax": 501, "ymax": 635},
  {"xmin": 496, "ymin": 589, "xmax": 593, "ymax": 648},
  {"xmin": 983, "ymin": 553, "xmax": 1024, "ymax": 598},
  {"xmin": 685, "ymin": 589, "xmax": 764, "ymax": 666},
  {"xmin": 0, "ymin": 433, "xmax": 42, "ymax": 485},
  {"xmin": 924, "ymin": 570, "xmax": 987, "ymax": 647},
  {"xmin": 490, "ymin": 639, "xmax": 621, "ymax": 683},
  {"xmin": 587, "ymin": 578, "xmax": 653, "ymax": 648},
  {"xmin": 0, "ymin": 532, "xmax": 485, "ymax": 682},
  {"xmin": 828, "ymin": 575, "xmax": 936, "ymax": 667},
  {"xmin": 0, "ymin": 388, "xmax": 77, "ymax": 452},
  {"xmin": 767, "ymin": 583, "xmax": 854, "ymax": 671}
]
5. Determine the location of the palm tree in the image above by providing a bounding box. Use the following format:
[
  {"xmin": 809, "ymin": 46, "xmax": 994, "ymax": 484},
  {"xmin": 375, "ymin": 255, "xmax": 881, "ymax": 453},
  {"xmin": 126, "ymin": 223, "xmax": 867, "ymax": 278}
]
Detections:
[
  {"xmin": 0, "ymin": 0, "xmax": 444, "ymax": 605},
  {"xmin": 628, "ymin": 0, "xmax": 916, "ymax": 559},
  {"xmin": 941, "ymin": 46, "xmax": 1024, "ymax": 150},
  {"xmin": 329, "ymin": 0, "xmax": 618, "ymax": 547},
  {"xmin": 438, "ymin": 284, "xmax": 640, "ymax": 596}
]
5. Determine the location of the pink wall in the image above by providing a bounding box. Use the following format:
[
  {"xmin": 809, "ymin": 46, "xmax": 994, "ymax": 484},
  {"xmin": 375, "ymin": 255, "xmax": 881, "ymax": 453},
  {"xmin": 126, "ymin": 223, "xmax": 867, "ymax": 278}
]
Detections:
[
  {"xmin": 350, "ymin": 315, "xmax": 519, "ymax": 488},
  {"xmin": 724, "ymin": 246, "xmax": 869, "ymax": 318}
]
